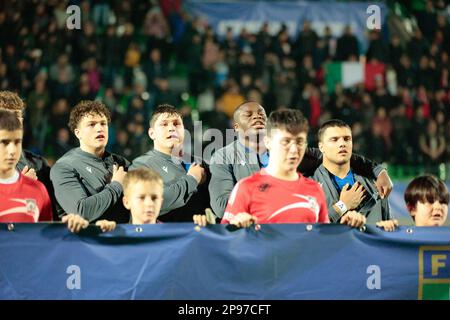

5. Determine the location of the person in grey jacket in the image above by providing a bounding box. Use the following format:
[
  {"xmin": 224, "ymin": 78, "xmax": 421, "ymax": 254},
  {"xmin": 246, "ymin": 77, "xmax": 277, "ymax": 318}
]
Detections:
[
  {"xmin": 50, "ymin": 100, "xmax": 130, "ymax": 223},
  {"xmin": 130, "ymin": 104, "xmax": 209, "ymax": 222},
  {"xmin": 209, "ymin": 101, "xmax": 393, "ymax": 219},
  {"xmin": 312, "ymin": 119, "xmax": 397, "ymax": 231}
]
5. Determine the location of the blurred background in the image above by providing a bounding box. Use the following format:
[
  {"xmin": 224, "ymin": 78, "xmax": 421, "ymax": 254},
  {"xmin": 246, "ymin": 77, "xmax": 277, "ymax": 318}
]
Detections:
[{"xmin": 0, "ymin": 0, "xmax": 449, "ymax": 222}]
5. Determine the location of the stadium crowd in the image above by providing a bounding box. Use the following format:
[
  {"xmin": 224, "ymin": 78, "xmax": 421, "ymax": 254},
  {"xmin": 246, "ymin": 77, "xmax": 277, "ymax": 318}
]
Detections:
[{"xmin": 0, "ymin": 0, "xmax": 449, "ymax": 179}]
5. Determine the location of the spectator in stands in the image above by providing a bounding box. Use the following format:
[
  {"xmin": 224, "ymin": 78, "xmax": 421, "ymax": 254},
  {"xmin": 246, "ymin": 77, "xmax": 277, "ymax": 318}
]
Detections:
[
  {"xmin": 312, "ymin": 119, "xmax": 397, "ymax": 231},
  {"xmin": 404, "ymin": 175, "xmax": 448, "ymax": 227},
  {"xmin": 130, "ymin": 104, "xmax": 210, "ymax": 222},
  {"xmin": 221, "ymin": 109, "xmax": 329, "ymax": 227},
  {"xmin": 335, "ymin": 25, "xmax": 359, "ymax": 61},
  {"xmin": 209, "ymin": 102, "xmax": 393, "ymax": 218},
  {"xmin": 419, "ymin": 119, "xmax": 446, "ymax": 175},
  {"xmin": 50, "ymin": 100, "xmax": 130, "ymax": 223},
  {"xmin": 0, "ymin": 109, "xmax": 52, "ymax": 223}
]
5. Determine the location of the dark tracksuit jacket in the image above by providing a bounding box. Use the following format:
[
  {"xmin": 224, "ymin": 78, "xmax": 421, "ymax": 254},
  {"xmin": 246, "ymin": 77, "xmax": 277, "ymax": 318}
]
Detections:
[
  {"xmin": 130, "ymin": 149, "xmax": 210, "ymax": 222},
  {"xmin": 50, "ymin": 147, "xmax": 130, "ymax": 223},
  {"xmin": 313, "ymin": 164, "xmax": 390, "ymax": 224},
  {"xmin": 208, "ymin": 140, "xmax": 385, "ymax": 218},
  {"xmin": 17, "ymin": 150, "xmax": 59, "ymax": 221}
]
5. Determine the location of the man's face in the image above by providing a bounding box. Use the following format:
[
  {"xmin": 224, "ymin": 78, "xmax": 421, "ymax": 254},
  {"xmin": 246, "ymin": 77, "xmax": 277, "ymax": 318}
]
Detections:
[
  {"xmin": 0, "ymin": 129, "xmax": 22, "ymax": 175},
  {"xmin": 412, "ymin": 200, "xmax": 448, "ymax": 227},
  {"xmin": 234, "ymin": 103, "xmax": 267, "ymax": 138},
  {"xmin": 123, "ymin": 181, "xmax": 163, "ymax": 225},
  {"xmin": 74, "ymin": 113, "xmax": 108, "ymax": 153},
  {"xmin": 149, "ymin": 113, "xmax": 184, "ymax": 154},
  {"xmin": 264, "ymin": 128, "xmax": 307, "ymax": 172},
  {"xmin": 319, "ymin": 126, "xmax": 353, "ymax": 165}
]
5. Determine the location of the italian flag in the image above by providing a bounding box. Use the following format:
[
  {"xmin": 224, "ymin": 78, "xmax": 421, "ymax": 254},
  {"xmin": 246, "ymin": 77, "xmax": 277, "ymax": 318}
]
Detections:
[{"xmin": 325, "ymin": 62, "xmax": 364, "ymax": 92}]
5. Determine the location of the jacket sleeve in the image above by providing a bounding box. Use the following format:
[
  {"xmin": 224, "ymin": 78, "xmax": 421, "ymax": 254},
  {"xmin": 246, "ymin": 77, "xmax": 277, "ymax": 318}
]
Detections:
[
  {"xmin": 300, "ymin": 147, "xmax": 384, "ymax": 179},
  {"xmin": 160, "ymin": 174, "xmax": 199, "ymax": 214},
  {"xmin": 381, "ymin": 198, "xmax": 391, "ymax": 221},
  {"xmin": 208, "ymin": 152, "xmax": 235, "ymax": 218},
  {"xmin": 50, "ymin": 162, "xmax": 123, "ymax": 222},
  {"xmin": 328, "ymin": 204, "xmax": 343, "ymax": 224},
  {"xmin": 130, "ymin": 158, "xmax": 199, "ymax": 215}
]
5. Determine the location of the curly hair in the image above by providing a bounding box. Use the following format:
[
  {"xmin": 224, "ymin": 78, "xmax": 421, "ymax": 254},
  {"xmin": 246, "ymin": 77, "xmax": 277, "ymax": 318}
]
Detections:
[
  {"xmin": 0, "ymin": 91, "xmax": 25, "ymax": 112},
  {"xmin": 68, "ymin": 100, "xmax": 111, "ymax": 132}
]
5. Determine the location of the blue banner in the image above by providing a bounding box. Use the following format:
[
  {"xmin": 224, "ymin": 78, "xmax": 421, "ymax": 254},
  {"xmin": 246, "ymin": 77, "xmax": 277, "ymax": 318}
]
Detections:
[
  {"xmin": 1, "ymin": 223, "xmax": 449, "ymax": 300},
  {"xmin": 184, "ymin": 0, "xmax": 387, "ymax": 52}
]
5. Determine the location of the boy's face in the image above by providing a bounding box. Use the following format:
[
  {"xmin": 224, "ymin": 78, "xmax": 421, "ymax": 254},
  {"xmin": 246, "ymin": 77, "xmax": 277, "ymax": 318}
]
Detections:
[
  {"xmin": 74, "ymin": 113, "xmax": 108, "ymax": 153},
  {"xmin": 319, "ymin": 126, "xmax": 353, "ymax": 166},
  {"xmin": 0, "ymin": 129, "xmax": 22, "ymax": 176},
  {"xmin": 412, "ymin": 200, "xmax": 448, "ymax": 227},
  {"xmin": 264, "ymin": 128, "xmax": 307, "ymax": 173},
  {"xmin": 149, "ymin": 113, "xmax": 184, "ymax": 155},
  {"xmin": 123, "ymin": 181, "xmax": 163, "ymax": 224}
]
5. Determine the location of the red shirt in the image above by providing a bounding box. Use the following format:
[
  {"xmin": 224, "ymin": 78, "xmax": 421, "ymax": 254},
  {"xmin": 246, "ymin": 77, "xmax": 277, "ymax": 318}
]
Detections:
[
  {"xmin": 222, "ymin": 170, "xmax": 329, "ymax": 224},
  {"xmin": 0, "ymin": 173, "xmax": 53, "ymax": 223}
]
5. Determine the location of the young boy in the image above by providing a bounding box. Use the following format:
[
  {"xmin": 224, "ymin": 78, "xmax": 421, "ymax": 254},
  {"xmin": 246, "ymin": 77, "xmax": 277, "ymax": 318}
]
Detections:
[
  {"xmin": 0, "ymin": 110, "xmax": 52, "ymax": 223},
  {"xmin": 122, "ymin": 168, "xmax": 164, "ymax": 224},
  {"xmin": 404, "ymin": 175, "xmax": 449, "ymax": 227}
]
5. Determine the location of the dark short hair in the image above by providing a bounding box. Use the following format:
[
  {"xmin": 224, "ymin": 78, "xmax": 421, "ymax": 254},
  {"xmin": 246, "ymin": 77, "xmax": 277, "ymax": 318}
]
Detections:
[
  {"xmin": 404, "ymin": 175, "xmax": 449, "ymax": 214},
  {"xmin": 266, "ymin": 109, "xmax": 308, "ymax": 136},
  {"xmin": 318, "ymin": 119, "xmax": 351, "ymax": 142},
  {"xmin": 232, "ymin": 101, "xmax": 263, "ymax": 123},
  {"xmin": 123, "ymin": 167, "xmax": 163, "ymax": 196},
  {"xmin": 0, "ymin": 109, "xmax": 23, "ymax": 131},
  {"xmin": 149, "ymin": 104, "xmax": 182, "ymax": 128},
  {"xmin": 68, "ymin": 100, "xmax": 111, "ymax": 133}
]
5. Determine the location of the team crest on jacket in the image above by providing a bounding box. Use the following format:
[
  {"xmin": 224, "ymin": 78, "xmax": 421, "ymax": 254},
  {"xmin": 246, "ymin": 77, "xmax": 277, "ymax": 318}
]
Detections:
[
  {"xmin": 306, "ymin": 196, "xmax": 319, "ymax": 214},
  {"xmin": 25, "ymin": 199, "xmax": 37, "ymax": 213},
  {"xmin": 258, "ymin": 183, "xmax": 270, "ymax": 192}
]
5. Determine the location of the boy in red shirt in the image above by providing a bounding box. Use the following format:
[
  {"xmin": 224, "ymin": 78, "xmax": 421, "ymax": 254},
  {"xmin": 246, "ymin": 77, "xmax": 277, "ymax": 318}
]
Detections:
[
  {"xmin": 222, "ymin": 109, "xmax": 329, "ymax": 227},
  {"xmin": 0, "ymin": 110, "xmax": 52, "ymax": 223}
]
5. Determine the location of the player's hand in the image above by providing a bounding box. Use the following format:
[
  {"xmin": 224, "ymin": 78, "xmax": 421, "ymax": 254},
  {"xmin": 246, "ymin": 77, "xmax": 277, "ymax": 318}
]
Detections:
[
  {"xmin": 229, "ymin": 213, "xmax": 257, "ymax": 228},
  {"xmin": 187, "ymin": 163, "xmax": 206, "ymax": 184},
  {"xmin": 62, "ymin": 213, "xmax": 89, "ymax": 233},
  {"xmin": 375, "ymin": 170, "xmax": 393, "ymax": 199},
  {"xmin": 193, "ymin": 214, "xmax": 207, "ymax": 227},
  {"xmin": 21, "ymin": 165, "xmax": 37, "ymax": 180},
  {"xmin": 339, "ymin": 182, "xmax": 365, "ymax": 210},
  {"xmin": 376, "ymin": 219, "xmax": 399, "ymax": 232},
  {"xmin": 95, "ymin": 220, "xmax": 116, "ymax": 232},
  {"xmin": 340, "ymin": 210, "xmax": 366, "ymax": 228},
  {"xmin": 111, "ymin": 165, "xmax": 127, "ymax": 185}
]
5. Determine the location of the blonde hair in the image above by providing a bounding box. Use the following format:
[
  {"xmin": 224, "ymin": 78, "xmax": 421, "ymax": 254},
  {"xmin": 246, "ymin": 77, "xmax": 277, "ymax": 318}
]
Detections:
[{"xmin": 123, "ymin": 168, "xmax": 163, "ymax": 196}]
